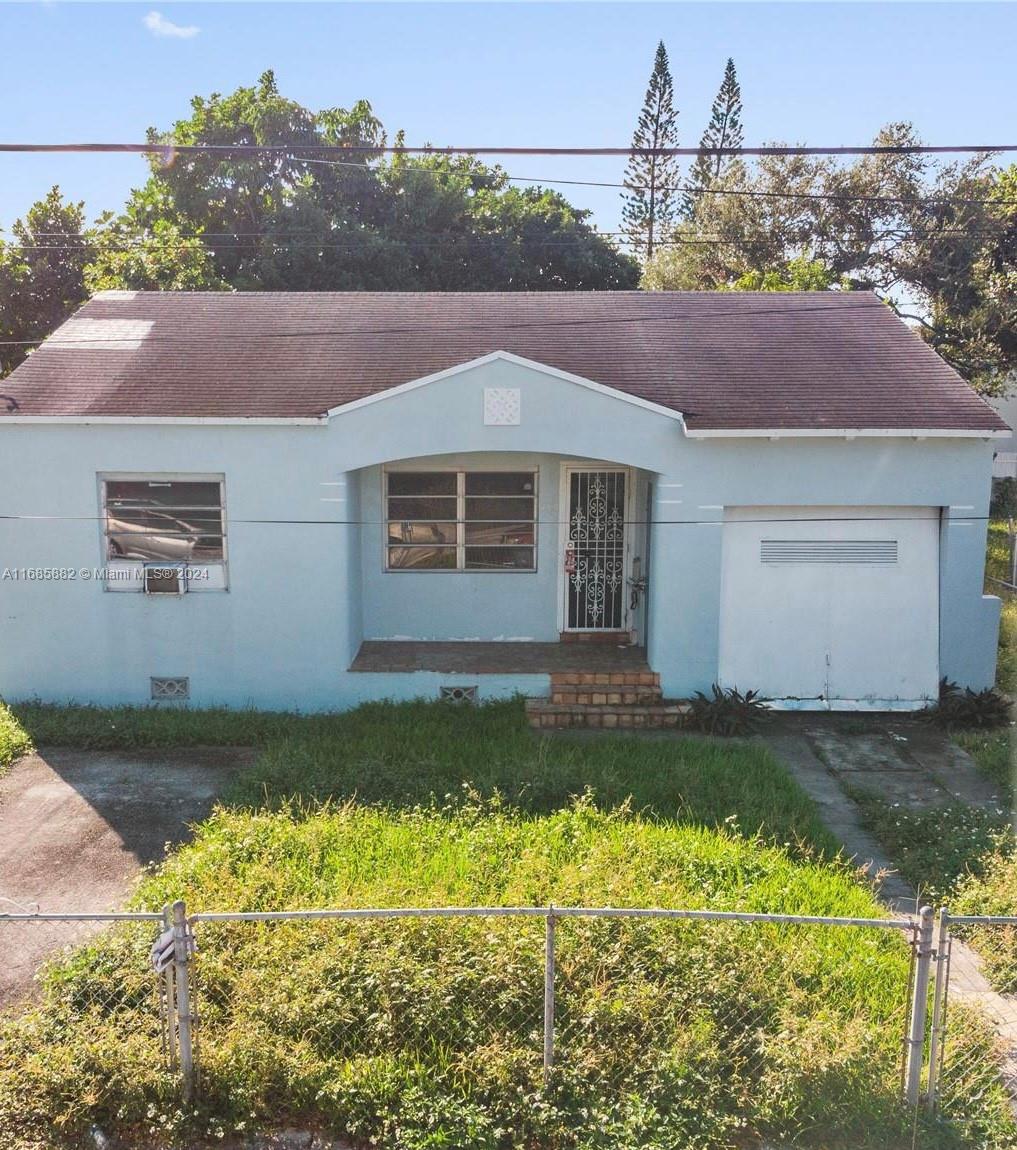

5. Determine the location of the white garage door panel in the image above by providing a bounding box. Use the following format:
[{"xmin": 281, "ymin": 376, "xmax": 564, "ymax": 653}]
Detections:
[{"xmin": 718, "ymin": 507, "xmax": 939, "ymax": 707}]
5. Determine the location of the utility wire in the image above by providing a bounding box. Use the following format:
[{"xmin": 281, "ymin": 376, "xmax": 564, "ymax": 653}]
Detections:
[
  {"xmin": 0, "ymin": 514, "xmax": 993, "ymax": 527},
  {"xmin": 6, "ymin": 226, "xmax": 1007, "ymax": 255},
  {"xmin": 2, "ymin": 142, "xmax": 1016, "ymax": 157},
  {"xmin": 3, "ymin": 147, "xmax": 1016, "ymax": 208}
]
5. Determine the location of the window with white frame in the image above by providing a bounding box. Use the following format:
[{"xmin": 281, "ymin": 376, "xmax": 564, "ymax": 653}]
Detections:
[
  {"xmin": 385, "ymin": 470, "xmax": 537, "ymax": 571},
  {"xmin": 101, "ymin": 476, "xmax": 227, "ymax": 590}
]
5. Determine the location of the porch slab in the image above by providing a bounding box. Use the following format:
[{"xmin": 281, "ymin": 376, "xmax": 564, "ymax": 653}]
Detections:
[{"xmin": 350, "ymin": 641, "xmax": 649, "ymax": 675}]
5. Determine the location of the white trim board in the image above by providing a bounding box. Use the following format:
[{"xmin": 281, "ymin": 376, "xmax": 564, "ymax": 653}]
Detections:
[
  {"xmin": 685, "ymin": 427, "xmax": 1008, "ymax": 440},
  {"xmin": 0, "ymin": 415, "xmax": 326, "ymax": 426}
]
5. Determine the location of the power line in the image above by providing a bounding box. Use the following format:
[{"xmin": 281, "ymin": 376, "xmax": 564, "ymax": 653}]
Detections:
[
  {"xmin": 7, "ymin": 225, "xmax": 1006, "ymax": 254},
  {"xmin": 4, "ymin": 147, "xmax": 1015, "ymax": 209},
  {"xmin": 0, "ymin": 297, "xmax": 892, "ymax": 349},
  {"xmin": 2, "ymin": 142, "xmax": 1016, "ymax": 157},
  {"xmin": 0, "ymin": 514, "xmax": 992, "ymax": 527}
]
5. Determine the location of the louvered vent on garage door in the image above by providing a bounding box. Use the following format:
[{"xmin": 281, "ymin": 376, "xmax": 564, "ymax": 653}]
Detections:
[{"xmin": 760, "ymin": 540, "xmax": 899, "ymax": 565}]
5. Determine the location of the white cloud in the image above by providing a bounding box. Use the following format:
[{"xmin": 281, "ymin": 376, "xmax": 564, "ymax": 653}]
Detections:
[{"xmin": 143, "ymin": 11, "xmax": 200, "ymax": 39}]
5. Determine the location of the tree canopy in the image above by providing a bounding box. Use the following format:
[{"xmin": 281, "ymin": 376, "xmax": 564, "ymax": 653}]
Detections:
[
  {"xmin": 644, "ymin": 124, "xmax": 1017, "ymax": 394},
  {"xmin": 103, "ymin": 72, "xmax": 638, "ymax": 294},
  {"xmin": 0, "ymin": 188, "xmax": 93, "ymax": 378}
]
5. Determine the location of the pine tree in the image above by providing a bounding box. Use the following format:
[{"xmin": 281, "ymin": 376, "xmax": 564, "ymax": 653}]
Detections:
[
  {"xmin": 622, "ymin": 41, "xmax": 679, "ymax": 261},
  {"xmin": 682, "ymin": 58, "xmax": 743, "ymax": 219}
]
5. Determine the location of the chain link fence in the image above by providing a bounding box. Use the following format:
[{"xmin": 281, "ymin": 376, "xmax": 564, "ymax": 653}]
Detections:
[
  {"xmin": 931, "ymin": 912, "xmax": 1017, "ymax": 1142},
  {"xmin": 5, "ymin": 903, "xmax": 1017, "ymax": 1145},
  {"xmin": 180, "ymin": 904, "xmax": 925, "ymax": 1143}
]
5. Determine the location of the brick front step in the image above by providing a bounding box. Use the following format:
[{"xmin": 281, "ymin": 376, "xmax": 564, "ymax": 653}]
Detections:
[
  {"xmin": 559, "ymin": 630, "xmax": 633, "ymax": 645},
  {"xmin": 525, "ymin": 699, "xmax": 690, "ymax": 730},
  {"xmin": 551, "ymin": 686, "xmax": 663, "ymax": 706},
  {"xmin": 549, "ymin": 670, "xmax": 660, "ymax": 688}
]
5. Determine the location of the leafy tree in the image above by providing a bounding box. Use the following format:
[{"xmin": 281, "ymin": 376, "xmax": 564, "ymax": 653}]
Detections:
[
  {"xmin": 622, "ymin": 42, "xmax": 679, "ymax": 261},
  {"xmin": 0, "ymin": 187, "xmax": 91, "ymax": 377},
  {"xmin": 645, "ymin": 124, "xmax": 1017, "ymax": 393},
  {"xmin": 682, "ymin": 58, "xmax": 744, "ymax": 219},
  {"xmin": 730, "ymin": 256, "xmax": 846, "ymax": 292},
  {"xmin": 93, "ymin": 73, "xmax": 637, "ymax": 294},
  {"xmin": 85, "ymin": 217, "xmax": 225, "ymax": 292}
]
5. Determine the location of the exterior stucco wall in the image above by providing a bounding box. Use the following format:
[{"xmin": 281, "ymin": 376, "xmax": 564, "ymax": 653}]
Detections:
[{"xmin": 0, "ymin": 355, "xmax": 1001, "ymax": 709}]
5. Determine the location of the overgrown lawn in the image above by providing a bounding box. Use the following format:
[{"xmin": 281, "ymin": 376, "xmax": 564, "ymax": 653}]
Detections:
[
  {"xmin": 0, "ymin": 800, "xmax": 988, "ymax": 1150},
  {"xmin": 1, "ymin": 699, "xmax": 1012, "ymax": 1147}
]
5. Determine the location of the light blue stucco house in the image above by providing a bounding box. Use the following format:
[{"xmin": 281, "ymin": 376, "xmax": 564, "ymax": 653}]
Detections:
[{"xmin": 0, "ymin": 290, "xmax": 1008, "ymax": 719}]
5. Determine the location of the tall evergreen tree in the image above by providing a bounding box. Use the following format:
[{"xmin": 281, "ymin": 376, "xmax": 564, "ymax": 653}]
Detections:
[
  {"xmin": 682, "ymin": 58, "xmax": 744, "ymax": 219},
  {"xmin": 622, "ymin": 41, "xmax": 679, "ymax": 261}
]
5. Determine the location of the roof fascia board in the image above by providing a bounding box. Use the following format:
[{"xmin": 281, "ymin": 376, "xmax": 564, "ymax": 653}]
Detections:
[
  {"xmin": 685, "ymin": 427, "xmax": 1010, "ymax": 439},
  {"xmin": 322, "ymin": 350, "xmax": 688, "ymax": 424},
  {"xmin": 0, "ymin": 416, "xmax": 326, "ymax": 426}
]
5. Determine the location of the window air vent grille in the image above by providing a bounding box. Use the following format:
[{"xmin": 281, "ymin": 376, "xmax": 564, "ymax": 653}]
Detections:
[
  {"xmin": 440, "ymin": 685, "xmax": 478, "ymax": 704},
  {"xmin": 761, "ymin": 540, "xmax": 899, "ymax": 565}
]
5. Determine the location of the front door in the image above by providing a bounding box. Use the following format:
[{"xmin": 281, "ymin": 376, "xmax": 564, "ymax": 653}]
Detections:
[{"xmin": 562, "ymin": 467, "xmax": 629, "ymax": 632}]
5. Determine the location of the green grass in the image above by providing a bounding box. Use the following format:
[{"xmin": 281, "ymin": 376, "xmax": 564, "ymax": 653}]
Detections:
[
  {"xmin": 11, "ymin": 698, "xmax": 834, "ymax": 852},
  {"xmin": 953, "ymin": 730, "xmax": 1013, "ymax": 803},
  {"xmin": 846, "ymin": 787, "xmax": 1011, "ymax": 906},
  {"xmin": 0, "ymin": 699, "xmax": 32, "ymax": 773},
  {"xmin": 953, "ymin": 846, "xmax": 1017, "ymax": 994},
  {"xmin": 995, "ymin": 595, "xmax": 1017, "ymax": 696},
  {"xmin": 11, "ymin": 699, "xmax": 308, "ymax": 749},
  {"xmin": 985, "ymin": 521, "xmax": 1013, "ymax": 587},
  {"xmin": 0, "ymin": 799, "xmax": 988, "ymax": 1150},
  {"xmin": 0, "ymin": 699, "xmax": 1011, "ymax": 1147}
]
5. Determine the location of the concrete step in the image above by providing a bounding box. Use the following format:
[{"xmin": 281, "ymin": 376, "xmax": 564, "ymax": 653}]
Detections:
[
  {"xmin": 549, "ymin": 670, "xmax": 660, "ymax": 689},
  {"xmin": 526, "ymin": 699, "xmax": 689, "ymax": 730},
  {"xmin": 550, "ymin": 686, "xmax": 663, "ymax": 706}
]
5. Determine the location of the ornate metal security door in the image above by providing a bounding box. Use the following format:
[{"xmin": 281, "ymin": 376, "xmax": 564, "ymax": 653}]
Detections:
[{"xmin": 564, "ymin": 469, "xmax": 628, "ymax": 630}]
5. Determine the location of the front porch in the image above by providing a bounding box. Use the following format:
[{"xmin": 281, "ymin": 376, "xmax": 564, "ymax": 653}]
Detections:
[
  {"xmin": 349, "ymin": 640, "xmax": 651, "ymax": 676},
  {"xmin": 349, "ymin": 640, "xmax": 685, "ymax": 729}
]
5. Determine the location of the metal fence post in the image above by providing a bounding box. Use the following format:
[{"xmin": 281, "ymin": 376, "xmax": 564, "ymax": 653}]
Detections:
[
  {"xmin": 160, "ymin": 904, "xmax": 178, "ymax": 1073},
  {"xmin": 543, "ymin": 905, "xmax": 556, "ymax": 1085},
  {"xmin": 925, "ymin": 908, "xmax": 951, "ymax": 1111},
  {"xmin": 171, "ymin": 899, "xmax": 195, "ymax": 1102},
  {"xmin": 904, "ymin": 906, "xmax": 935, "ymax": 1107}
]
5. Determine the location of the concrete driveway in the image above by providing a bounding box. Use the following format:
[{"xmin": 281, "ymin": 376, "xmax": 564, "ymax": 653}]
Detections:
[{"xmin": 0, "ymin": 746, "xmax": 253, "ymax": 1005}]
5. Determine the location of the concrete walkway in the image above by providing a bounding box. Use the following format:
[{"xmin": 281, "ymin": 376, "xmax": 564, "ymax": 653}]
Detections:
[
  {"xmin": 762, "ymin": 718, "xmax": 1017, "ymax": 1106},
  {"xmin": 0, "ymin": 746, "xmax": 253, "ymax": 1006}
]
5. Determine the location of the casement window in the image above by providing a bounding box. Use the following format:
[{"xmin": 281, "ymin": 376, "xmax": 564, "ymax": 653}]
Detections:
[
  {"xmin": 386, "ymin": 470, "xmax": 537, "ymax": 571},
  {"xmin": 100, "ymin": 476, "xmax": 227, "ymax": 592}
]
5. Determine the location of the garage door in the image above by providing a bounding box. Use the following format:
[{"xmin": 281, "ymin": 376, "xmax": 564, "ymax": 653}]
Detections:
[{"xmin": 718, "ymin": 506, "xmax": 939, "ymax": 708}]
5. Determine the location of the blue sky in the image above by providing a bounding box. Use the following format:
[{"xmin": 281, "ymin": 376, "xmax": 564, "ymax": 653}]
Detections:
[{"xmin": 2, "ymin": 1, "xmax": 1016, "ymax": 237}]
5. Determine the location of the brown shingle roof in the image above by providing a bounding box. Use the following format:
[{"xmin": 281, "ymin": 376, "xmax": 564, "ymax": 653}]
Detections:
[{"xmin": 1, "ymin": 290, "xmax": 1007, "ymax": 432}]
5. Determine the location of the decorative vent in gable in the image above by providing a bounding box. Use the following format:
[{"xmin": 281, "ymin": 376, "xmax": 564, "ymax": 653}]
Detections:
[
  {"xmin": 483, "ymin": 388, "xmax": 521, "ymax": 426},
  {"xmin": 760, "ymin": 540, "xmax": 899, "ymax": 565}
]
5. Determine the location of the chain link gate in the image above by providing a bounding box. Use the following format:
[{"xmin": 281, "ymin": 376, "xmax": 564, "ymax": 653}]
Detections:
[{"xmin": 926, "ymin": 909, "xmax": 1017, "ymax": 1135}]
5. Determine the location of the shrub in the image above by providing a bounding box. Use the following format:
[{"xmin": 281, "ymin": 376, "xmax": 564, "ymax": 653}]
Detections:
[
  {"xmin": 921, "ymin": 678, "xmax": 1011, "ymax": 730},
  {"xmin": 687, "ymin": 685, "xmax": 771, "ymax": 737},
  {"xmin": 0, "ymin": 699, "xmax": 32, "ymax": 772}
]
